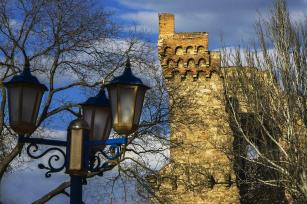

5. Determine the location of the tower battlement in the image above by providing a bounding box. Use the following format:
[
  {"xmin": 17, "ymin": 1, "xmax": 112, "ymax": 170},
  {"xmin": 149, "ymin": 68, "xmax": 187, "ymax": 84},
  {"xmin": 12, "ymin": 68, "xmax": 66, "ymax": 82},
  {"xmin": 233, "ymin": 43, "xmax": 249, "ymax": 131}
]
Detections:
[{"xmin": 158, "ymin": 13, "xmax": 221, "ymax": 79}]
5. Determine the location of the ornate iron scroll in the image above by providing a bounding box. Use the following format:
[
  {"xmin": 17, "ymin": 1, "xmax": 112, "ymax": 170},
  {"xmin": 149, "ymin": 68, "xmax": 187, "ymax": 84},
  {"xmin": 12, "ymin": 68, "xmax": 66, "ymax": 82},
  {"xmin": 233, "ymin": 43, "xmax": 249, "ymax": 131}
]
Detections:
[
  {"xmin": 26, "ymin": 143, "xmax": 66, "ymax": 177},
  {"xmin": 89, "ymin": 144, "xmax": 124, "ymax": 173}
]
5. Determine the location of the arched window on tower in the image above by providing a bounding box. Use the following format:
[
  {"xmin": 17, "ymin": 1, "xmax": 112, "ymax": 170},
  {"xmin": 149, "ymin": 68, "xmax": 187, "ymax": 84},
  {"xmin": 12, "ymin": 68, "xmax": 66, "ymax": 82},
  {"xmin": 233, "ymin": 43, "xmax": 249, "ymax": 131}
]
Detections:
[
  {"xmin": 177, "ymin": 59, "xmax": 184, "ymax": 69},
  {"xmin": 199, "ymin": 58, "xmax": 206, "ymax": 68},
  {"xmin": 187, "ymin": 59, "xmax": 195, "ymax": 69},
  {"xmin": 175, "ymin": 46, "xmax": 184, "ymax": 55},
  {"xmin": 186, "ymin": 46, "xmax": 194, "ymax": 55},
  {"xmin": 164, "ymin": 47, "xmax": 172, "ymax": 55},
  {"xmin": 168, "ymin": 59, "xmax": 174, "ymax": 69},
  {"xmin": 197, "ymin": 46, "xmax": 205, "ymax": 54}
]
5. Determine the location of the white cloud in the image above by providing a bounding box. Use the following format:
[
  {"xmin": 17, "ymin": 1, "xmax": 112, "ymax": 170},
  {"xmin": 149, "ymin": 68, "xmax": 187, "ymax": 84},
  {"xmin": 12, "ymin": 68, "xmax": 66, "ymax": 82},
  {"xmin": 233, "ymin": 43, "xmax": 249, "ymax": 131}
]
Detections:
[
  {"xmin": 115, "ymin": 0, "xmax": 307, "ymax": 49},
  {"xmin": 290, "ymin": 11, "xmax": 306, "ymax": 22},
  {"xmin": 121, "ymin": 12, "xmax": 159, "ymax": 33}
]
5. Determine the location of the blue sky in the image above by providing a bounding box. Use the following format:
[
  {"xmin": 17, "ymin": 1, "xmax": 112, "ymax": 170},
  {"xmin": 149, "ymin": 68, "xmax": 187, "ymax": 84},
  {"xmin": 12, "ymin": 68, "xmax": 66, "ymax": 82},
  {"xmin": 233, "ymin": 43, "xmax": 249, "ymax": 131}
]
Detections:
[
  {"xmin": 102, "ymin": 0, "xmax": 307, "ymax": 49},
  {"xmin": 43, "ymin": 0, "xmax": 307, "ymax": 130}
]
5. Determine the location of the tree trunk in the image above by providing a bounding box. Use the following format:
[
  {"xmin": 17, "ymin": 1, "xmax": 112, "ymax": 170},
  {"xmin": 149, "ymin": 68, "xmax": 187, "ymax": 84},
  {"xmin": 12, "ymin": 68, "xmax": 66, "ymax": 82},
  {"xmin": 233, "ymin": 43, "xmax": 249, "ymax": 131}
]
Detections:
[{"xmin": 0, "ymin": 145, "xmax": 21, "ymax": 182}]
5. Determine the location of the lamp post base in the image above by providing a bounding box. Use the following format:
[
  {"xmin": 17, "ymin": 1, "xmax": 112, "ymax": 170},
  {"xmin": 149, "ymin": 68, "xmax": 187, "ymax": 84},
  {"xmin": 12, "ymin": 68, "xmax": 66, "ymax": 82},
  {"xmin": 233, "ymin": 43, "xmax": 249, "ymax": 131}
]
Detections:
[{"xmin": 70, "ymin": 176, "xmax": 83, "ymax": 204}]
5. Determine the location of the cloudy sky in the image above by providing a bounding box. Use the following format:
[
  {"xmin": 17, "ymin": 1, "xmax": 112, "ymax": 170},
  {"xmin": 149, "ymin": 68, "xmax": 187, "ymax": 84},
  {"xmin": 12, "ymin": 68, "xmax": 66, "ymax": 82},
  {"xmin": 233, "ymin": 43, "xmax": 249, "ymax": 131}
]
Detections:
[{"xmin": 103, "ymin": 0, "xmax": 306, "ymax": 49}]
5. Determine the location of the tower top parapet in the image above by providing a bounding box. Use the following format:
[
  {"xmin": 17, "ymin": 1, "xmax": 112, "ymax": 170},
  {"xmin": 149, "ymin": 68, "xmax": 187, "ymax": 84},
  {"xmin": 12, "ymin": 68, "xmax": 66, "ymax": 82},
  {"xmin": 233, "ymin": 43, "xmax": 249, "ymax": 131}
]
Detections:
[
  {"xmin": 159, "ymin": 13, "xmax": 175, "ymax": 37},
  {"xmin": 158, "ymin": 13, "xmax": 221, "ymax": 80}
]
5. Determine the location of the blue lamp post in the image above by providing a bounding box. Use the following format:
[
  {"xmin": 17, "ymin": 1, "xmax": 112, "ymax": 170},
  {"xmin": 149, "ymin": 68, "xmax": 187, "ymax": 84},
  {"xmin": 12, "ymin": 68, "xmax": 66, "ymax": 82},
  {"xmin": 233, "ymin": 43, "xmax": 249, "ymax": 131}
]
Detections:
[{"xmin": 3, "ymin": 59, "xmax": 150, "ymax": 204}]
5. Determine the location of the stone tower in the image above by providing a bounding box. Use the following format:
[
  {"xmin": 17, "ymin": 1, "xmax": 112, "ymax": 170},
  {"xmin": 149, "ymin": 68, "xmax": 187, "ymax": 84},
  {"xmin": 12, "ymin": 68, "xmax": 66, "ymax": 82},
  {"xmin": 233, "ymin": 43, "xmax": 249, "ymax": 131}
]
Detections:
[{"xmin": 153, "ymin": 13, "xmax": 240, "ymax": 203}]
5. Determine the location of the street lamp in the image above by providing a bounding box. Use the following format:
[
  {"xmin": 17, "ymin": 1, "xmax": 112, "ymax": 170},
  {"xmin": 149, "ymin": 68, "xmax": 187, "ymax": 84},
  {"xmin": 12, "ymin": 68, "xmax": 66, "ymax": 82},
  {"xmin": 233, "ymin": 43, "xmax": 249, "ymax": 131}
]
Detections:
[
  {"xmin": 3, "ymin": 65, "xmax": 47, "ymax": 135},
  {"xmin": 3, "ymin": 59, "xmax": 150, "ymax": 204},
  {"xmin": 80, "ymin": 87, "xmax": 112, "ymax": 148},
  {"xmin": 106, "ymin": 59, "xmax": 149, "ymax": 135}
]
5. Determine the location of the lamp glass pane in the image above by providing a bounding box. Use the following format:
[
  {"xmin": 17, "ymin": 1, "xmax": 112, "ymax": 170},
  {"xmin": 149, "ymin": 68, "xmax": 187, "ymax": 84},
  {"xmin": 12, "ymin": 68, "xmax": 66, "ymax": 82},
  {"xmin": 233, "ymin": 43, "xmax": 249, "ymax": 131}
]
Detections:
[
  {"xmin": 83, "ymin": 107, "xmax": 93, "ymax": 125},
  {"xmin": 109, "ymin": 87, "xmax": 118, "ymax": 124},
  {"xmin": 83, "ymin": 106, "xmax": 94, "ymax": 136},
  {"xmin": 93, "ymin": 108, "xmax": 111, "ymax": 141},
  {"xmin": 69, "ymin": 129, "xmax": 83, "ymax": 171},
  {"xmin": 133, "ymin": 87, "xmax": 146, "ymax": 124},
  {"xmin": 33, "ymin": 90, "xmax": 43, "ymax": 123},
  {"xmin": 22, "ymin": 87, "xmax": 41, "ymax": 123},
  {"xmin": 104, "ymin": 115, "xmax": 112, "ymax": 140},
  {"xmin": 118, "ymin": 86, "xmax": 136, "ymax": 126},
  {"xmin": 7, "ymin": 86, "xmax": 21, "ymax": 123}
]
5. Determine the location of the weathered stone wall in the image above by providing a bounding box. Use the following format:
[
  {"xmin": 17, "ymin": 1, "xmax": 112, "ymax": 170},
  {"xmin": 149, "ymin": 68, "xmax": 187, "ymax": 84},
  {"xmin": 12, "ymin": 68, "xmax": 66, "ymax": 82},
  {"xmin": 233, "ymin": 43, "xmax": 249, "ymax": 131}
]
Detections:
[
  {"xmin": 154, "ymin": 75, "xmax": 240, "ymax": 203},
  {"xmin": 159, "ymin": 13, "xmax": 175, "ymax": 37},
  {"xmin": 152, "ymin": 13, "xmax": 240, "ymax": 204},
  {"xmin": 223, "ymin": 67, "xmax": 292, "ymax": 204}
]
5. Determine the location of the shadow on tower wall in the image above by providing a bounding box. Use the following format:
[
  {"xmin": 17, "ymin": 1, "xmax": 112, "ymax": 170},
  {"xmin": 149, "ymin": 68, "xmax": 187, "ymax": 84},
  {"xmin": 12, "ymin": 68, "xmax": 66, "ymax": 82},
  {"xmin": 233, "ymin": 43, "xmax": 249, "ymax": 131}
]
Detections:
[{"xmin": 226, "ymin": 96, "xmax": 288, "ymax": 204}]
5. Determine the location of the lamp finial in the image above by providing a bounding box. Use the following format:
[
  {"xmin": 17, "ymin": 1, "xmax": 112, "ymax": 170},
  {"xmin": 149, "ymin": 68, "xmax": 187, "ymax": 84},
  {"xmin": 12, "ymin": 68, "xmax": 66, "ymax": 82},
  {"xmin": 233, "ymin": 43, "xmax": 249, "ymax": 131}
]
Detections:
[
  {"xmin": 126, "ymin": 57, "xmax": 131, "ymax": 69},
  {"xmin": 24, "ymin": 57, "xmax": 30, "ymax": 71}
]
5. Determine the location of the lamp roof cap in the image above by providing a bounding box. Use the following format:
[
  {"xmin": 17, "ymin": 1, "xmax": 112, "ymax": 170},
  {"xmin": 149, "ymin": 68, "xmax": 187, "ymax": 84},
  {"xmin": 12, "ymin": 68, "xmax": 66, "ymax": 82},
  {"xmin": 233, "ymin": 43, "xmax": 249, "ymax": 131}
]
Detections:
[
  {"xmin": 4, "ymin": 67, "xmax": 48, "ymax": 91},
  {"xmin": 80, "ymin": 88, "xmax": 109, "ymax": 107},
  {"xmin": 106, "ymin": 58, "xmax": 150, "ymax": 89}
]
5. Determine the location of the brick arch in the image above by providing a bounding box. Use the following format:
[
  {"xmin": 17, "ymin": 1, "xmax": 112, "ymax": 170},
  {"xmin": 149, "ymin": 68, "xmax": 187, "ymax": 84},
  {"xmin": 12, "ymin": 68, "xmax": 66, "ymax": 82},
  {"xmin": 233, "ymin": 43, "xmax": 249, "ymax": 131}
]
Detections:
[
  {"xmin": 175, "ymin": 46, "xmax": 184, "ymax": 55},
  {"xmin": 186, "ymin": 46, "xmax": 194, "ymax": 55},
  {"xmin": 197, "ymin": 46, "xmax": 205, "ymax": 54},
  {"xmin": 207, "ymin": 68, "xmax": 222, "ymax": 78},
  {"xmin": 177, "ymin": 58, "xmax": 184, "ymax": 69},
  {"xmin": 198, "ymin": 58, "xmax": 206, "ymax": 67},
  {"xmin": 187, "ymin": 58, "xmax": 195, "ymax": 69},
  {"xmin": 167, "ymin": 59, "xmax": 174, "ymax": 68},
  {"xmin": 162, "ymin": 57, "xmax": 170, "ymax": 65},
  {"xmin": 164, "ymin": 46, "xmax": 172, "ymax": 55},
  {"xmin": 196, "ymin": 69, "xmax": 206, "ymax": 76}
]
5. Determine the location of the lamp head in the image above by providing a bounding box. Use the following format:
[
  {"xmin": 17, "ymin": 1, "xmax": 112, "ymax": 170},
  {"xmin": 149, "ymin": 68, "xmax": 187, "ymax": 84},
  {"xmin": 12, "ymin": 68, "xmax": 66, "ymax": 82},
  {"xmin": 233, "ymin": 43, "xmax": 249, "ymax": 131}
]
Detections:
[
  {"xmin": 106, "ymin": 58, "xmax": 150, "ymax": 135},
  {"xmin": 3, "ymin": 68, "xmax": 47, "ymax": 135}
]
